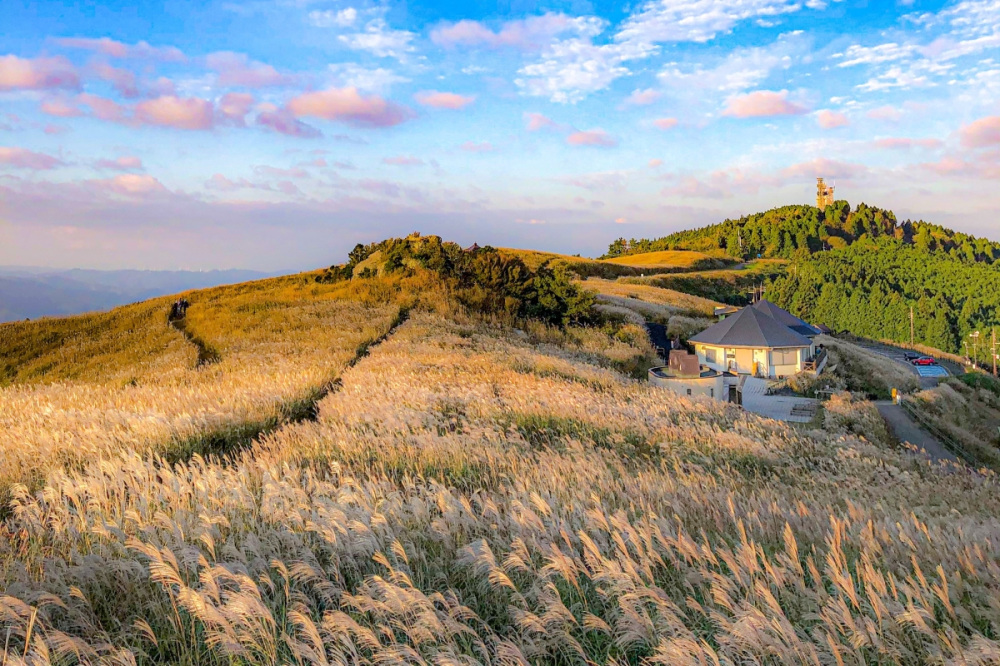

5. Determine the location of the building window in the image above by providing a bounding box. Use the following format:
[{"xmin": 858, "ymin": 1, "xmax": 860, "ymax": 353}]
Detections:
[
  {"xmin": 705, "ymin": 348, "xmax": 717, "ymax": 363},
  {"xmin": 772, "ymin": 349, "xmax": 799, "ymax": 365}
]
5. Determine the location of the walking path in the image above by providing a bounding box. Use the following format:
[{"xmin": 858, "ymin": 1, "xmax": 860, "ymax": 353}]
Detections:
[{"xmin": 875, "ymin": 401, "xmax": 958, "ymax": 463}]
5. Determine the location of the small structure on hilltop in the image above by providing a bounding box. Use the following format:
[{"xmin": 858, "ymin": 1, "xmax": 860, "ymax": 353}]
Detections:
[
  {"xmin": 689, "ymin": 300, "xmax": 826, "ymax": 380},
  {"xmin": 648, "ymin": 350, "xmax": 727, "ymax": 401},
  {"xmin": 816, "ymin": 177, "xmax": 835, "ymax": 208}
]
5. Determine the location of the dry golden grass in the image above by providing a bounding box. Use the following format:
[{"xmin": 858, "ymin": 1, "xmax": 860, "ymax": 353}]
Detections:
[
  {"xmin": 819, "ymin": 335, "xmax": 921, "ymax": 398},
  {"xmin": 2, "ymin": 296, "xmax": 999, "ymax": 665},
  {"xmin": 601, "ymin": 249, "xmax": 713, "ymax": 268},
  {"xmin": 0, "ymin": 272, "xmax": 414, "ymax": 499},
  {"xmin": 0, "ymin": 295, "xmax": 194, "ymax": 385},
  {"xmin": 581, "ymin": 278, "xmax": 721, "ymax": 317},
  {"xmin": 910, "ymin": 378, "xmax": 1000, "ymax": 470}
]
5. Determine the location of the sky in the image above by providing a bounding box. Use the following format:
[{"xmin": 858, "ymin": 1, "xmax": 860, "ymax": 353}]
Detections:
[{"xmin": 0, "ymin": 0, "xmax": 998, "ymax": 270}]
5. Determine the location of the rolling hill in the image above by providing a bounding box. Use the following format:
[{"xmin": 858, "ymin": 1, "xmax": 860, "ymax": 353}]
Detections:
[
  {"xmin": 0, "ymin": 267, "xmax": 273, "ymax": 323},
  {"xmin": 604, "ymin": 203, "xmax": 1000, "ymax": 364},
  {"xmin": 2, "ymin": 233, "xmax": 1000, "ymax": 664}
]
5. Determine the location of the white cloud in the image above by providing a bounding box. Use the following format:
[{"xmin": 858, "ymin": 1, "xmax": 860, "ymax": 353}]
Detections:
[
  {"xmin": 309, "ymin": 7, "xmax": 358, "ymax": 28},
  {"xmin": 514, "ymin": 18, "xmax": 655, "ymax": 103},
  {"xmin": 615, "ymin": 0, "xmax": 806, "ymax": 45},
  {"xmin": 838, "ymin": 43, "xmax": 919, "ymax": 67},
  {"xmin": 327, "ymin": 63, "xmax": 408, "ymax": 93},
  {"xmin": 658, "ymin": 34, "xmax": 804, "ymax": 94},
  {"xmin": 339, "ymin": 18, "xmax": 415, "ymax": 60}
]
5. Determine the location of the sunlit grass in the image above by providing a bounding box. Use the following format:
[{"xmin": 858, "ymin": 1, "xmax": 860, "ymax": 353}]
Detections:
[{"xmin": 1, "ymin": 276, "xmax": 998, "ymax": 665}]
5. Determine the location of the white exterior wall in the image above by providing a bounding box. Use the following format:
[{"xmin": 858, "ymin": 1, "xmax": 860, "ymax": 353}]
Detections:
[
  {"xmin": 697, "ymin": 344, "xmax": 811, "ymax": 378},
  {"xmin": 769, "ymin": 347, "xmax": 807, "ymax": 378},
  {"xmin": 650, "ymin": 372, "xmax": 725, "ymax": 401}
]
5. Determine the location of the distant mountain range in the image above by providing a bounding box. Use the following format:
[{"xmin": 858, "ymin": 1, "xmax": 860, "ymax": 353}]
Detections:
[{"xmin": 0, "ymin": 267, "xmax": 275, "ymax": 323}]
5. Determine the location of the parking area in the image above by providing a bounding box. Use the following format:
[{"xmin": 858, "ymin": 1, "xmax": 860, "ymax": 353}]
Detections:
[{"xmin": 847, "ymin": 340, "xmax": 950, "ymax": 386}]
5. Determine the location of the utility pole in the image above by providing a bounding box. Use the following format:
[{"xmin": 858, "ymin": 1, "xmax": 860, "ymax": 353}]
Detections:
[
  {"xmin": 970, "ymin": 331, "xmax": 981, "ymax": 369},
  {"xmin": 993, "ymin": 327, "xmax": 997, "ymax": 377},
  {"xmin": 910, "ymin": 306, "xmax": 914, "ymax": 347}
]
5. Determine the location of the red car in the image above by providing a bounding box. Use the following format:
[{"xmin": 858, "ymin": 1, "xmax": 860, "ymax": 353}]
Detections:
[{"xmin": 912, "ymin": 356, "xmax": 938, "ymax": 366}]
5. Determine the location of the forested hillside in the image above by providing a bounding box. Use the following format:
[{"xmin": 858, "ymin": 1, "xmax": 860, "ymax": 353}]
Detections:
[
  {"xmin": 606, "ymin": 203, "xmax": 1000, "ymax": 362},
  {"xmin": 768, "ymin": 238, "xmax": 1000, "ymax": 358},
  {"xmin": 605, "ymin": 202, "xmax": 1000, "ymax": 264}
]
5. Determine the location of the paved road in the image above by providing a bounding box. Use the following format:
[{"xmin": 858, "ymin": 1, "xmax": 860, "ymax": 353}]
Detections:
[
  {"xmin": 875, "ymin": 401, "xmax": 958, "ymax": 463},
  {"xmin": 848, "ymin": 340, "xmax": 950, "ymax": 389}
]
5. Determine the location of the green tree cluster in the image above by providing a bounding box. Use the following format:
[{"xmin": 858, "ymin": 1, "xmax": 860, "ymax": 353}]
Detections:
[
  {"xmin": 603, "ymin": 203, "xmax": 1000, "ymax": 265},
  {"xmin": 318, "ymin": 234, "xmax": 596, "ymax": 327},
  {"xmin": 766, "ymin": 237, "xmax": 1000, "ymax": 359}
]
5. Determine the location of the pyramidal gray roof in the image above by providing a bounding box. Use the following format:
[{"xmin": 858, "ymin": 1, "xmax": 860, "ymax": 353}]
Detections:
[
  {"xmin": 689, "ymin": 305, "xmax": 813, "ymax": 348},
  {"xmin": 750, "ymin": 299, "xmax": 821, "ymax": 337}
]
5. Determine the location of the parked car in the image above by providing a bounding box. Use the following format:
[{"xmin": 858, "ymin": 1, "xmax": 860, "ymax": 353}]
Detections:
[
  {"xmin": 912, "ymin": 356, "xmax": 938, "ymax": 366},
  {"xmin": 903, "ymin": 351, "xmax": 922, "ymax": 361}
]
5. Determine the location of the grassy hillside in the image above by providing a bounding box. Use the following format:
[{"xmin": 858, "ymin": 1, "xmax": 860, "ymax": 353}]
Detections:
[
  {"xmin": 625, "ymin": 259, "xmax": 789, "ymax": 305},
  {"xmin": 4, "ymin": 236, "xmax": 1000, "ymax": 664},
  {"xmin": 4, "ymin": 300, "xmax": 1000, "ymax": 664},
  {"xmin": 500, "ymin": 248, "xmax": 728, "ymax": 278},
  {"xmin": 601, "ymin": 249, "xmax": 730, "ymax": 270},
  {"xmin": 0, "ymin": 271, "xmax": 414, "ymax": 497}
]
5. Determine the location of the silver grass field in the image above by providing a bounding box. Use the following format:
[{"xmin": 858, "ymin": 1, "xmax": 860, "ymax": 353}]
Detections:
[{"xmin": 1, "ymin": 282, "xmax": 999, "ymax": 665}]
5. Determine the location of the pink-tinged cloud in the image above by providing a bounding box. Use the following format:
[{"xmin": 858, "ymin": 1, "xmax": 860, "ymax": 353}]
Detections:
[
  {"xmin": 781, "ymin": 158, "xmax": 868, "ymax": 180},
  {"xmin": 920, "ymin": 154, "xmax": 1000, "ymax": 180},
  {"xmin": 205, "ymin": 173, "xmax": 247, "ymax": 192},
  {"xmin": 722, "ymin": 90, "xmax": 808, "ymax": 118},
  {"xmin": 256, "ymin": 109, "xmax": 322, "ymax": 138},
  {"xmin": 652, "ymin": 117, "xmax": 678, "ymax": 130},
  {"xmin": 135, "ymin": 96, "xmax": 214, "ymax": 130},
  {"xmin": 566, "ymin": 129, "xmax": 617, "ymax": 147},
  {"xmin": 77, "ymin": 93, "xmax": 128, "ymax": 122},
  {"xmin": 524, "ymin": 112, "xmax": 557, "ymax": 131},
  {"xmin": 56, "ymin": 37, "xmax": 185, "ymax": 62},
  {"xmin": 43, "ymin": 124, "xmax": 69, "ymax": 135},
  {"xmin": 91, "ymin": 62, "xmax": 138, "ymax": 97},
  {"xmin": 624, "ymin": 88, "xmax": 659, "ymax": 106},
  {"xmin": 816, "ymin": 110, "xmax": 849, "ymax": 129},
  {"xmin": 0, "ymin": 55, "xmax": 79, "ymax": 91},
  {"xmin": 218, "ymin": 92, "xmax": 255, "ymax": 126},
  {"xmin": 873, "ymin": 137, "xmax": 943, "ymax": 150},
  {"xmin": 97, "ymin": 173, "xmax": 167, "ymax": 196},
  {"xmin": 0, "ymin": 147, "xmax": 63, "ymax": 170},
  {"xmin": 867, "ymin": 105, "xmax": 902, "ymax": 121},
  {"xmin": 95, "ymin": 155, "xmax": 143, "ymax": 171},
  {"xmin": 960, "ymin": 116, "xmax": 1000, "ymax": 149},
  {"xmin": 414, "ymin": 90, "xmax": 476, "ymax": 109},
  {"xmin": 206, "ymin": 51, "xmax": 292, "ymax": 88},
  {"xmin": 430, "ymin": 13, "xmax": 576, "ymax": 50},
  {"xmin": 40, "ymin": 98, "xmax": 82, "ymax": 117},
  {"xmin": 648, "ymin": 158, "xmax": 663, "ymax": 168},
  {"xmin": 382, "ymin": 155, "xmax": 424, "ymax": 166},
  {"xmin": 460, "ymin": 141, "xmax": 494, "ymax": 152},
  {"xmin": 287, "ymin": 87, "xmax": 412, "ymax": 127}
]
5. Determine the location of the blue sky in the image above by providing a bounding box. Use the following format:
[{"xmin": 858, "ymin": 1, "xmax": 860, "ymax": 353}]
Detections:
[{"xmin": 1, "ymin": 0, "xmax": 997, "ymax": 269}]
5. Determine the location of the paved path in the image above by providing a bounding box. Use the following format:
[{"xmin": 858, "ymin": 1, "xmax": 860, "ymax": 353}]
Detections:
[
  {"xmin": 741, "ymin": 377, "xmax": 818, "ymax": 423},
  {"xmin": 875, "ymin": 401, "xmax": 958, "ymax": 463}
]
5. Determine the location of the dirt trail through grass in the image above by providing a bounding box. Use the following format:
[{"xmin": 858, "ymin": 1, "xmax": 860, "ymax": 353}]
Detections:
[
  {"xmin": 169, "ymin": 316, "xmax": 222, "ymax": 366},
  {"xmin": 169, "ymin": 307, "xmax": 412, "ymax": 462}
]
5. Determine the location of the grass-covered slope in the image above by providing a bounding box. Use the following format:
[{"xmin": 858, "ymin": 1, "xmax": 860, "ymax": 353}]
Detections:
[
  {"xmin": 0, "ymin": 271, "xmax": 411, "ymax": 497},
  {"xmin": 3, "ymin": 306, "xmax": 1000, "ymax": 664}
]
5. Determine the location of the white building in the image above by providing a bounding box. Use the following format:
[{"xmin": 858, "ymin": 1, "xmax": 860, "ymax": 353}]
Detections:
[{"xmin": 689, "ymin": 300, "xmax": 826, "ymax": 379}]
